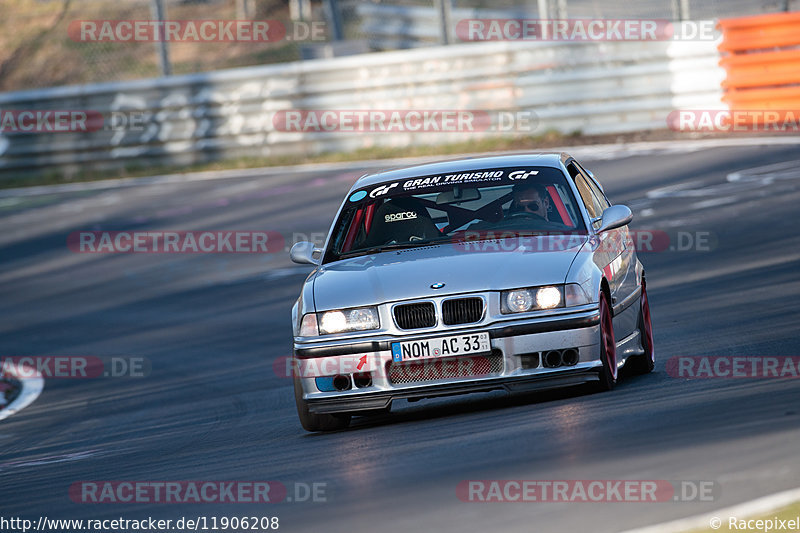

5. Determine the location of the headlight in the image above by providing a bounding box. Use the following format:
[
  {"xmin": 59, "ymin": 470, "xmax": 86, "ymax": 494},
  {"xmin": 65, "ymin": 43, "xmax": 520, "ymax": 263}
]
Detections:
[
  {"xmin": 536, "ymin": 286, "xmax": 561, "ymax": 309},
  {"xmin": 318, "ymin": 307, "xmax": 380, "ymax": 335},
  {"xmin": 505, "ymin": 289, "xmax": 535, "ymax": 313},
  {"xmin": 320, "ymin": 310, "xmax": 347, "ymax": 333},
  {"xmin": 501, "ymin": 286, "xmax": 564, "ymax": 314}
]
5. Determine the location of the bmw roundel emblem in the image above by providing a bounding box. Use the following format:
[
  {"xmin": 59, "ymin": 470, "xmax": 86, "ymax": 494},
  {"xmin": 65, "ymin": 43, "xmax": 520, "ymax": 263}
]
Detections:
[{"xmin": 430, "ymin": 282, "xmax": 445, "ymax": 289}]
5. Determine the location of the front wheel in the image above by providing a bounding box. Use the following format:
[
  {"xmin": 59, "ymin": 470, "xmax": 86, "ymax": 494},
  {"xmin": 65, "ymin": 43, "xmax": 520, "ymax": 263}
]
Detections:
[
  {"xmin": 294, "ymin": 376, "xmax": 351, "ymax": 432},
  {"xmin": 595, "ymin": 291, "xmax": 618, "ymax": 391}
]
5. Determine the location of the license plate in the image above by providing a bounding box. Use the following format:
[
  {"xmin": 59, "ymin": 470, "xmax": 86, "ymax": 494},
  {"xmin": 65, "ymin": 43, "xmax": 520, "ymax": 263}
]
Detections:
[{"xmin": 391, "ymin": 332, "xmax": 491, "ymax": 363}]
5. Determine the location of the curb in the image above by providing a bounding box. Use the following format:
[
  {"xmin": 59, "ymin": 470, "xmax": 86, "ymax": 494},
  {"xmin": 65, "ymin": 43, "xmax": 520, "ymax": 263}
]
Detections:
[
  {"xmin": 0, "ymin": 377, "xmax": 20, "ymax": 408},
  {"xmin": 0, "ymin": 364, "xmax": 45, "ymax": 422}
]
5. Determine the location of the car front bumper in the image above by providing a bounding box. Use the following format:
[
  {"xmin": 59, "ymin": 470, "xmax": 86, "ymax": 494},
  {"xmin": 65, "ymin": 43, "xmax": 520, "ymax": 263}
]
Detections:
[{"xmin": 294, "ymin": 308, "xmax": 603, "ymax": 415}]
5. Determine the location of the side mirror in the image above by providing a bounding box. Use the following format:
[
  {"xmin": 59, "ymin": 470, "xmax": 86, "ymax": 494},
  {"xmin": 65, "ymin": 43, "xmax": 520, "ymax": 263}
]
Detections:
[
  {"xmin": 595, "ymin": 205, "xmax": 633, "ymax": 233},
  {"xmin": 290, "ymin": 241, "xmax": 321, "ymax": 265}
]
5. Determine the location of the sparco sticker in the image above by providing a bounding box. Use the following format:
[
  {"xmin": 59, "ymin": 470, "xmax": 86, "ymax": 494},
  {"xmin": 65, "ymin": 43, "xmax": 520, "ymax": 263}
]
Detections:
[{"xmin": 385, "ymin": 212, "xmax": 418, "ymax": 222}]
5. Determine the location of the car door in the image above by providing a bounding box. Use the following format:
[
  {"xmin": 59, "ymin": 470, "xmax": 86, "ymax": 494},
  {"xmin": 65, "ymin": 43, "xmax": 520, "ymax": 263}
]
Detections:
[
  {"xmin": 567, "ymin": 161, "xmax": 637, "ymax": 338},
  {"xmin": 573, "ymin": 161, "xmax": 639, "ymax": 338}
]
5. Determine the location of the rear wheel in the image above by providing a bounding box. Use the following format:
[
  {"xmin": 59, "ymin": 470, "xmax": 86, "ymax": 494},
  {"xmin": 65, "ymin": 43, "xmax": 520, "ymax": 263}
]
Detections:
[
  {"xmin": 629, "ymin": 281, "xmax": 655, "ymax": 374},
  {"xmin": 294, "ymin": 376, "xmax": 351, "ymax": 432},
  {"xmin": 595, "ymin": 291, "xmax": 617, "ymax": 391}
]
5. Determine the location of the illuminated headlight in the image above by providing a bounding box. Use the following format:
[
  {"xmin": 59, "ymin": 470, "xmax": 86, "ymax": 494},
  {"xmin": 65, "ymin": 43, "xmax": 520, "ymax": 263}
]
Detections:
[
  {"xmin": 536, "ymin": 286, "xmax": 562, "ymax": 309},
  {"xmin": 318, "ymin": 307, "xmax": 380, "ymax": 335},
  {"xmin": 501, "ymin": 286, "xmax": 564, "ymax": 314}
]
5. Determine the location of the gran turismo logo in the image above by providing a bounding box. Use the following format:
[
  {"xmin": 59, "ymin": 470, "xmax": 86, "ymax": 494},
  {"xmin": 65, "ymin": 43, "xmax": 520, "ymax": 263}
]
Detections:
[
  {"xmin": 508, "ymin": 170, "xmax": 539, "ymax": 180},
  {"xmin": 369, "ymin": 182, "xmax": 399, "ymax": 198}
]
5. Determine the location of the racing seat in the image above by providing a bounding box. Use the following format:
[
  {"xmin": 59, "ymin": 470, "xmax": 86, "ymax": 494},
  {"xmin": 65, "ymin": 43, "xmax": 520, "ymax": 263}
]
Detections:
[{"xmin": 361, "ymin": 197, "xmax": 440, "ymax": 248}]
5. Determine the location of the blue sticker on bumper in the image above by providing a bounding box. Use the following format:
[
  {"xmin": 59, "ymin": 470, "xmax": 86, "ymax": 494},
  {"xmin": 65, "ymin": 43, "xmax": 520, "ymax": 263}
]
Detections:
[
  {"xmin": 391, "ymin": 343, "xmax": 402, "ymax": 362},
  {"xmin": 315, "ymin": 376, "xmax": 336, "ymax": 392}
]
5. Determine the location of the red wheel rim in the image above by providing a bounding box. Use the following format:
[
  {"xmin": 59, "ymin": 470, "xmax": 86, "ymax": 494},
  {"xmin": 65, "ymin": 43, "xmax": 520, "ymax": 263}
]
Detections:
[
  {"xmin": 641, "ymin": 284, "xmax": 654, "ymax": 362},
  {"xmin": 600, "ymin": 294, "xmax": 617, "ymax": 380}
]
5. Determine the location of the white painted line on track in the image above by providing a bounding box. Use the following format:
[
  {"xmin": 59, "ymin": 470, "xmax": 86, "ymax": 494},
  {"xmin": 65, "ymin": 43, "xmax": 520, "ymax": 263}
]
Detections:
[
  {"xmin": 0, "ymin": 364, "xmax": 44, "ymax": 422},
  {"xmin": 621, "ymin": 487, "xmax": 800, "ymax": 533},
  {"xmin": 728, "ymin": 159, "xmax": 800, "ymax": 183},
  {"xmin": 689, "ymin": 197, "xmax": 740, "ymax": 210},
  {"xmin": 2, "ymin": 136, "xmax": 800, "ymax": 198},
  {"xmin": 645, "ymin": 157, "xmax": 800, "ymax": 208},
  {"xmin": 0, "ymin": 449, "xmax": 103, "ymax": 472}
]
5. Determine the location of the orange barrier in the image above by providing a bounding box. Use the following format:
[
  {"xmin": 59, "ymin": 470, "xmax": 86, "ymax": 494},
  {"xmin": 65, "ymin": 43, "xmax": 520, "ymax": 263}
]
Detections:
[{"xmin": 717, "ymin": 11, "xmax": 800, "ymax": 124}]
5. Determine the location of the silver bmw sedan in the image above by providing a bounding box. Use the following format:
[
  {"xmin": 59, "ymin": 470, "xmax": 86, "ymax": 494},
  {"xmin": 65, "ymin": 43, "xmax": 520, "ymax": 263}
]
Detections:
[{"xmin": 289, "ymin": 152, "xmax": 654, "ymax": 431}]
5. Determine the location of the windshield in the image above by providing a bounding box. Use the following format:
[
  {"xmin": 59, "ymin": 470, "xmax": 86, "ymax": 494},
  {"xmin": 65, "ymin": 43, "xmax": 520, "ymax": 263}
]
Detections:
[{"xmin": 324, "ymin": 166, "xmax": 587, "ymax": 263}]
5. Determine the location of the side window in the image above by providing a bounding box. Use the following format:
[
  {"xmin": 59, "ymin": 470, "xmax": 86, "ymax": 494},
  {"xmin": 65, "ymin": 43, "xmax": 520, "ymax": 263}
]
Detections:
[
  {"xmin": 574, "ymin": 162, "xmax": 611, "ymax": 211},
  {"xmin": 567, "ymin": 163, "xmax": 600, "ymax": 220},
  {"xmin": 579, "ymin": 176, "xmax": 605, "ymax": 224}
]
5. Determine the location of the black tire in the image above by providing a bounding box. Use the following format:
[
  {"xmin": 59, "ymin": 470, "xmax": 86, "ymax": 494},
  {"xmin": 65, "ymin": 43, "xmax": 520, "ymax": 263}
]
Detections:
[
  {"xmin": 595, "ymin": 291, "xmax": 618, "ymax": 391},
  {"xmin": 628, "ymin": 282, "xmax": 655, "ymax": 375},
  {"xmin": 294, "ymin": 376, "xmax": 351, "ymax": 432}
]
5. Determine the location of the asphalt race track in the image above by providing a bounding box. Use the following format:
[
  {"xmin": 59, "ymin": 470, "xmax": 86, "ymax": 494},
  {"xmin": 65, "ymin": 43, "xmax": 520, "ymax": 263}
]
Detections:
[{"xmin": 1, "ymin": 139, "xmax": 799, "ymax": 533}]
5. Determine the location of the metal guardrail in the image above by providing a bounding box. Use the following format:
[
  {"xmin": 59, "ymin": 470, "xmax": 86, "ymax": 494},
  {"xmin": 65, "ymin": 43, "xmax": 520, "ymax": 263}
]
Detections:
[
  {"xmin": 0, "ymin": 36, "xmax": 724, "ymax": 180},
  {"xmin": 351, "ymin": 1, "xmax": 793, "ymax": 51},
  {"xmin": 355, "ymin": 3, "xmax": 536, "ymax": 49}
]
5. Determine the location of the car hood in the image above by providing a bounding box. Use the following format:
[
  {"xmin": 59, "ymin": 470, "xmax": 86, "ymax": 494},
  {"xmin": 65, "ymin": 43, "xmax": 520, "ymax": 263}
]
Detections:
[{"xmin": 311, "ymin": 236, "xmax": 587, "ymax": 310}]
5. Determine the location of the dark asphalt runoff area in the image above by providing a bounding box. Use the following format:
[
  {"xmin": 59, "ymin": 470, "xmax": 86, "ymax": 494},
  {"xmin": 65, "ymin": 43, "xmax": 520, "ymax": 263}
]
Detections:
[{"xmin": 1, "ymin": 139, "xmax": 799, "ymax": 533}]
